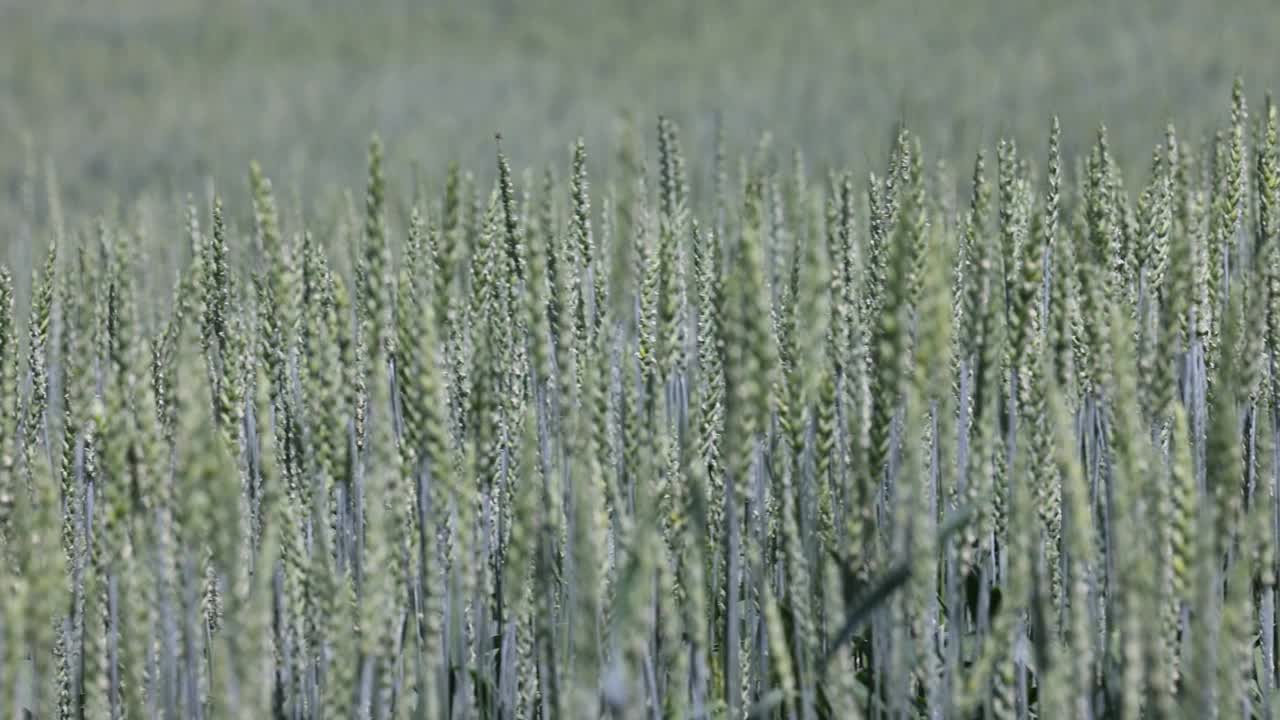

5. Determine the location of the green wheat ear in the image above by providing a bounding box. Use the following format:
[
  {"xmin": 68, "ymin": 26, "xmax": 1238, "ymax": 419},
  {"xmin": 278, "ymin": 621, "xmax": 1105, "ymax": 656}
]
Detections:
[
  {"xmin": 360, "ymin": 133, "xmax": 391, "ymax": 355},
  {"xmin": 25, "ymin": 240, "xmax": 56, "ymax": 448},
  {"xmin": 1259, "ymin": 95, "xmax": 1280, "ymax": 405},
  {"xmin": 0, "ymin": 266, "xmax": 16, "ymax": 547}
]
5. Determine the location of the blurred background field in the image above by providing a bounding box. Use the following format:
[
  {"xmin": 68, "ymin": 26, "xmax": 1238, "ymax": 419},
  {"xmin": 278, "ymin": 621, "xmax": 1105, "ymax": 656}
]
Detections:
[{"xmin": 2, "ymin": 0, "xmax": 1278, "ymax": 234}]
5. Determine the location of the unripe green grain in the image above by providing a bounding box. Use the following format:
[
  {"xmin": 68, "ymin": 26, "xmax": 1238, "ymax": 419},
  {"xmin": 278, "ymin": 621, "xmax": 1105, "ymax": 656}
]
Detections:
[
  {"xmin": 998, "ymin": 137, "xmax": 1021, "ymax": 317},
  {"xmin": 26, "ymin": 241, "xmax": 57, "ymax": 453},
  {"xmin": 0, "ymin": 267, "xmax": 16, "ymax": 545},
  {"xmin": 360, "ymin": 134, "xmax": 392, "ymax": 354}
]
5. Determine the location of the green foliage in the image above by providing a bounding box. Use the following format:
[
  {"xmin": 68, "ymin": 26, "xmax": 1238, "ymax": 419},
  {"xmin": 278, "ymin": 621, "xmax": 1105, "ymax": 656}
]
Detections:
[{"xmin": 9, "ymin": 62, "xmax": 1280, "ymax": 719}]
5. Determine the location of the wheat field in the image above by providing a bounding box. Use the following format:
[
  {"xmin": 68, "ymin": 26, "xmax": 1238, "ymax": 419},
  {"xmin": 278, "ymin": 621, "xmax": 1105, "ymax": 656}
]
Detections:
[{"xmin": 6, "ymin": 2, "xmax": 1280, "ymax": 719}]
